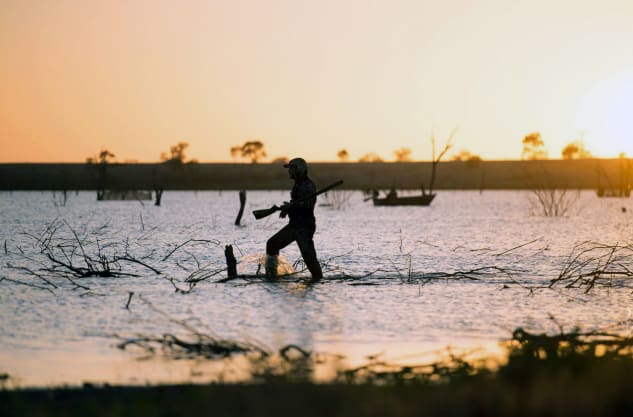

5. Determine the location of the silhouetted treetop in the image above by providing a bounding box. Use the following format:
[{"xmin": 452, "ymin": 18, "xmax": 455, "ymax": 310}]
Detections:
[
  {"xmin": 451, "ymin": 149, "xmax": 482, "ymax": 162},
  {"xmin": 521, "ymin": 132, "xmax": 548, "ymax": 160},
  {"xmin": 230, "ymin": 140, "xmax": 267, "ymax": 163},
  {"xmin": 271, "ymin": 156, "xmax": 289, "ymax": 164},
  {"xmin": 161, "ymin": 141, "xmax": 194, "ymax": 165},
  {"xmin": 393, "ymin": 147, "xmax": 412, "ymax": 162},
  {"xmin": 337, "ymin": 149, "xmax": 350, "ymax": 162},
  {"xmin": 561, "ymin": 141, "xmax": 591, "ymax": 159},
  {"xmin": 86, "ymin": 148, "xmax": 115, "ymax": 165},
  {"xmin": 358, "ymin": 152, "xmax": 384, "ymax": 163}
]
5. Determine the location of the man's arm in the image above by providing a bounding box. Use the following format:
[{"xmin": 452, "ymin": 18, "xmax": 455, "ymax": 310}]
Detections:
[
  {"xmin": 291, "ymin": 181, "xmax": 317, "ymax": 208},
  {"xmin": 280, "ymin": 181, "xmax": 316, "ymax": 217}
]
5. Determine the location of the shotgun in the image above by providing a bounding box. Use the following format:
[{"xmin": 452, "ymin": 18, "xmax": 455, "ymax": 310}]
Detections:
[{"xmin": 252, "ymin": 179, "xmax": 344, "ymax": 220}]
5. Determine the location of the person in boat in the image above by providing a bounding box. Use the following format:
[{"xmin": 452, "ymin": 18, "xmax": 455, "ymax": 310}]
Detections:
[
  {"xmin": 265, "ymin": 157, "xmax": 323, "ymax": 281},
  {"xmin": 386, "ymin": 187, "xmax": 397, "ymax": 200}
]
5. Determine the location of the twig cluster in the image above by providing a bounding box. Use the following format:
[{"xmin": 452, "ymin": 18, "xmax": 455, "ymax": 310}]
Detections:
[
  {"xmin": 337, "ymin": 348, "xmax": 480, "ymax": 385},
  {"xmin": 320, "ymin": 190, "xmax": 353, "ymax": 210},
  {"xmin": 114, "ymin": 332, "xmax": 265, "ymax": 359},
  {"xmin": 112, "ymin": 295, "xmax": 266, "ymax": 358},
  {"xmin": 112, "ymin": 304, "xmax": 633, "ymax": 385},
  {"xmin": 5, "ymin": 220, "xmax": 633, "ymax": 300},
  {"xmin": 111, "ymin": 296, "xmax": 274, "ymax": 362},
  {"xmin": 3, "ymin": 220, "xmax": 221, "ymax": 294},
  {"xmin": 529, "ymin": 188, "xmax": 579, "ymax": 217},
  {"xmin": 549, "ymin": 241, "xmax": 633, "ymax": 292},
  {"xmin": 507, "ymin": 320, "xmax": 633, "ymax": 364},
  {"xmin": 526, "ymin": 165, "xmax": 580, "ymax": 217},
  {"xmin": 6, "ymin": 220, "xmax": 160, "ymax": 292}
]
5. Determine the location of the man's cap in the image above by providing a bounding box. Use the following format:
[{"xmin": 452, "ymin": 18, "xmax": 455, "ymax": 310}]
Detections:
[{"xmin": 283, "ymin": 157, "xmax": 307, "ymax": 169}]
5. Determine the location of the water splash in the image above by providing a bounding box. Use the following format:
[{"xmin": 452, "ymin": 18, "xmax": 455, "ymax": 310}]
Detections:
[{"xmin": 241, "ymin": 254, "xmax": 296, "ymax": 276}]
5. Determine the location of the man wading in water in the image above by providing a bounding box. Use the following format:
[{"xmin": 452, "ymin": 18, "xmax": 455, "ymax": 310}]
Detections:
[{"xmin": 265, "ymin": 158, "xmax": 323, "ymax": 281}]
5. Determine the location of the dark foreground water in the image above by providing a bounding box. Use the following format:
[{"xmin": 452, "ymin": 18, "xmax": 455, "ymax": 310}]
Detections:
[{"xmin": 1, "ymin": 190, "xmax": 632, "ymax": 387}]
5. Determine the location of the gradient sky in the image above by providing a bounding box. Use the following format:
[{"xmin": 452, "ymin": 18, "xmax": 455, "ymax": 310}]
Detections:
[{"xmin": 1, "ymin": 0, "xmax": 633, "ymax": 163}]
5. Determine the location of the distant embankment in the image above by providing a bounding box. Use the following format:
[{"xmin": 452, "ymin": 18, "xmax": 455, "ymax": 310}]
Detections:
[{"xmin": 0, "ymin": 159, "xmax": 628, "ymax": 191}]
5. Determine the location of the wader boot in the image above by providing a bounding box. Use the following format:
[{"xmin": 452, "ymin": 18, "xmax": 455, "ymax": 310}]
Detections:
[
  {"xmin": 265, "ymin": 255, "xmax": 278, "ymax": 280},
  {"xmin": 305, "ymin": 258, "xmax": 323, "ymax": 282}
]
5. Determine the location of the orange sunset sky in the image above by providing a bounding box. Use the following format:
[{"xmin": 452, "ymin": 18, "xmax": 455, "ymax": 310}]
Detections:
[{"xmin": 1, "ymin": 0, "xmax": 632, "ymax": 163}]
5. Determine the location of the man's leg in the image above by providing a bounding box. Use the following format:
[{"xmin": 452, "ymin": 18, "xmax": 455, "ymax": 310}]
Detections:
[
  {"xmin": 296, "ymin": 226, "xmax": 323, "ymax": 280},
  {"xmin": 266, "ymin": 224, "xmax": 295, "ymax": 279}
]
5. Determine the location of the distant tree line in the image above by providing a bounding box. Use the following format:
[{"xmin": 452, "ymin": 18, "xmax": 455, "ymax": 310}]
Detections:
[
  {"xmin": 521, "ymin": 131, "xmax": 595, "ymax": 160},
  {"xmin": 85, "ymin": 131, "xmax": 616, "ymax": 170}
]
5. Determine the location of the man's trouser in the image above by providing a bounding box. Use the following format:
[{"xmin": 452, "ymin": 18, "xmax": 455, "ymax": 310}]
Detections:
[{"xmin": 266, "ymin": 222, "xmax": 323, "ymax": 279}]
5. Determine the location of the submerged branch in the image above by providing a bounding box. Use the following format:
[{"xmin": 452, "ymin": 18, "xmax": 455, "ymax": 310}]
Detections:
[
  {"xmin": 6, "ymin": 263, "xmax": 58, "ymax": 288},
  {"xmin": 115, "ymin": 256, "xmax": 162, "ymax": 275},
  {"xmin": 112, "ymin": 295, "xmax": 268, "ymax": 358},
  {"xmin": 0, "ymin": 276, "xmax": 56, "ymax": 295},
  {"xmin": 549, "ymin": 241, "xmax": 633, "ymax": 292},
  {"xmin": 495, "ymin": 237, "xmax": 543, "ymax": 256},
  {"xmin": 162, "ymin": 239, "xmax": 220, "ymax": 261}
]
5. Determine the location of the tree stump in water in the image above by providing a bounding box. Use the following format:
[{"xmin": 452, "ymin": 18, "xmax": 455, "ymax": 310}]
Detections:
[
  {"xmin": 234, "ymin": 190, "xmax": 246, "ymax": 226},
  {"xmin": 154, "ymin": 187, "xmax": 164, "ymax": 206},
  {"xmin": 224, "ymin": 245, "xmax": 237, "ymax": 278}
]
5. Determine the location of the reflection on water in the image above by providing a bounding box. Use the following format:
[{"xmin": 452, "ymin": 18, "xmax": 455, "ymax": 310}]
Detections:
[{"xmin": 0, "ymin": 190, "xmax": 632, "ymax": 387}]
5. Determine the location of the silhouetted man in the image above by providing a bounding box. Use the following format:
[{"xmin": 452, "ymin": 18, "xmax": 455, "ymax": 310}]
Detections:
[{"xmin": 266, "ymin": 158, "xmax": 323, "ymax": 281}]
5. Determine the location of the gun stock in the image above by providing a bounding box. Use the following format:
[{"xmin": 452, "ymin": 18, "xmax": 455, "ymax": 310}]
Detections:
[
  {"xmin": 252, "ymin": 179, "xmax": 343, "ymax": 220},
  {"xmin": 252, "ymin": 205, "xmax": 280, "ymax": 220}
]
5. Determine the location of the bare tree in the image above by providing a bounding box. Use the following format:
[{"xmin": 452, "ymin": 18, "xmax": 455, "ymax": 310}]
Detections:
[
  {"xmin": 527, "ymin": 167, "xmax": 579, "ymax": 216},
  {"xmin": 529, "ymin": 188, "xmax": 579, "ymax": 217},
  {"xmin": 428, "ymin": 130, "xmax": 455, "ymax": 195}
]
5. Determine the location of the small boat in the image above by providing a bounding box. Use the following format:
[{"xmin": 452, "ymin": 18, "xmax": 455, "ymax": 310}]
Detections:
[
  {"xmin": 369, "ymin": 129, "xmax": 454, "ymax": 207},
  {"xmin": 372, "ymin": 191, "xmax": 435, "ymax": 206}
]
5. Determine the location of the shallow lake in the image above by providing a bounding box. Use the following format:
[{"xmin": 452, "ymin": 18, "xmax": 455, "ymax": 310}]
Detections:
[{"xmin": 1, "ymin": 190, "xmax": 633, "ymax": 387}]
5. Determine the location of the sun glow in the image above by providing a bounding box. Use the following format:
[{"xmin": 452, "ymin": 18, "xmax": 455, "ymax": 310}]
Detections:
[{"xmin": 576, "ymin": 72, "xmax": 633, "ymax": 157}]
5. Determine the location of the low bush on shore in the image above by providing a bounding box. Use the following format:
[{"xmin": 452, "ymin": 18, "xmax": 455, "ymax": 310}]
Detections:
[{"xmin": 3, "ymin": 327, "xmax": 633, "ymax": 417}]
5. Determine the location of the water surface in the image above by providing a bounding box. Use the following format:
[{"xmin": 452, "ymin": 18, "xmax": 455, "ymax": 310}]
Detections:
[{"xmin": 1, "ymin": 190, "xmax": 632, "ymax": 387}]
